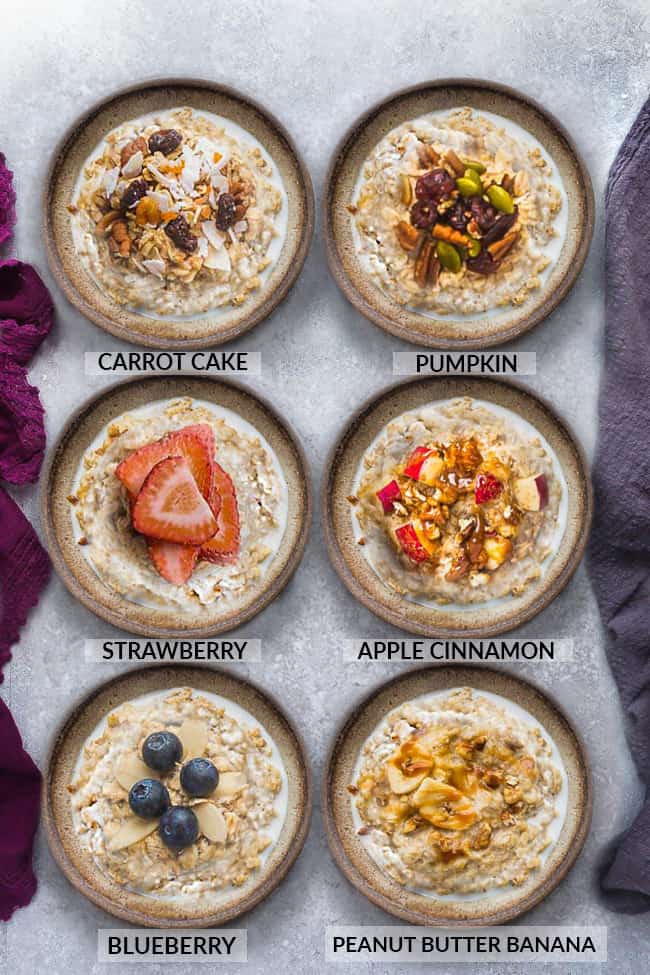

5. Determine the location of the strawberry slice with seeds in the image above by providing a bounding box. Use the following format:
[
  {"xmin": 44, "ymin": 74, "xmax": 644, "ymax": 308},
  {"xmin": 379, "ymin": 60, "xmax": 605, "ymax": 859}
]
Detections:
[
  {"xmin": 148, "ymin": 538, "xmax": 199, "ymax": 585},
  {"xmin": 116, "ymin": 424, "xmax": 215, "ymax": 499},
  {"xmin": 199, "ymin": 461, "xmax": 240, "ymax": 564},
  {"xmin": 132, "ymin": 456, "xmax": 218, "ymax": 544}
]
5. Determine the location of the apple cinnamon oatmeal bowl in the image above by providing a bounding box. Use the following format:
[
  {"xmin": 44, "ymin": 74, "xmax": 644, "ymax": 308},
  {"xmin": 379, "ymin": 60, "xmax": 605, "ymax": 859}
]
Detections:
[
  {"xmin": 44, "ymin": 667, "xmax": 311, "ymax": 925},
  {"xmin": 45, "ymin": 80, "xmax": 313, "ymax": 347},
  {"xmin": 326, "ymin": 80, "xmax": 593, "ymax": 348},
  {"xmin": 324, "ymin": 666, "xmax": 590, "ymax": 924},
  {"xmin": 43, "ymin": 376, "xmax": 310, "ymax": 637},
  {"xmin": 323, "ymin": 377, "xmax": 591, "ymax": 636}
]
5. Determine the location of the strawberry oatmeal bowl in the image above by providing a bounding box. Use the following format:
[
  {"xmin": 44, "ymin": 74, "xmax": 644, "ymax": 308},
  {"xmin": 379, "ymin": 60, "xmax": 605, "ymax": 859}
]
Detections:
[
  {"xmin": 45, "ymin": 80, "xmax": 314, "ymax": 347},
  {"xmin": 43, "ymin": 377, "xmax": 310, "ymax": 636}
]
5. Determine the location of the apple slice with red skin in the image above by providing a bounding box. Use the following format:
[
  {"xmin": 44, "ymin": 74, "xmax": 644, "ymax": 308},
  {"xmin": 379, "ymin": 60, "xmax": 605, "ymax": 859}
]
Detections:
[
  {"xmin": 513, "ymin": 473, "xmax": 548, "ymax": 512},
  {"xmin": 376, "ymin": 479, "xmax": 402, "ymax": 513},
  {"xmin": 403, "ymin": 446, "xmax": 444, "ymax": 486},
  {"xmin": 395, "ymin": 521, "xmax": 435, "ymax": 563}
]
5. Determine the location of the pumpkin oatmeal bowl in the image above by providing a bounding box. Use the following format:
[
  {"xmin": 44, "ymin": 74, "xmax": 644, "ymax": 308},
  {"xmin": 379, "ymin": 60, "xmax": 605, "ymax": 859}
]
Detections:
[
  {"xmin": 43, "ymin": 666, "xmax": 311, "ymax": 926},
  {"xmin": 42, "ymin": 375, "xmax": 310, "ymax": 637},
  {"xmin": 325, "ymin": 79, "xmax": 593, "ymax": 348},
  {"xmin": 323, "ymin": 377, "xmax": 591, "ymax": 636},
  {"xmin": 324, "ymin": 665, "xmax": 590, "ymax": 924},
  {"xmin": 45, "ymin": 79, "xmax": 313, "ymax": 348}
]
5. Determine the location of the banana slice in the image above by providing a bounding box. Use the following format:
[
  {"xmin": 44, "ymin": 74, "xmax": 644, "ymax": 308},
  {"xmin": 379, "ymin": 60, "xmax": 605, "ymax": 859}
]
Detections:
[
  {"xmin": 114, "ymin": 754, "xmax": 159, "ymax": 791},
  {"xmin": 215, "ymin": 771, "xmax": 247, "ymax": 798},
  {"xmin": 412, "ymin": 777, "xmax": 477, "ymax": 831},
  {"xmin": 194, "ymin": 803, "xmax": 227, "ymax": 844},
  {"xmin": 177, "ymin": 719, "xmax": 208, "ymax": 759},
  {"xmin": 386, "ymin": 761, "xmax": 428, "ymax": 795},
  {"xmin": 107, "ymin": 816, "xmax": 158, "ymax": 852}
]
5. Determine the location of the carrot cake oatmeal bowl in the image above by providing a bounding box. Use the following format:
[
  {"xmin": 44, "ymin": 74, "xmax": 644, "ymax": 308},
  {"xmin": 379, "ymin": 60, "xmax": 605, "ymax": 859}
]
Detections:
[
  {"xmin": 325, "ymin": 79, "xmax": 593, "ymax": 348},
  {"xmin": 323, "ymin": 377, "xmax": 591, "ymax": 637},
  {"xmin": 43, "ymin": 666, "xmax": 311, "ymax": 925},
  {"xmin": 45, "ymin": 79, "xmax": 313, "ymax": 348},
  {"xmin": 324, "ymin": 666, "xmax": 590, "ymax": 924},
  {"xmin": 42, "ymin": 376, "xmax": 310, "ymax": 636}
]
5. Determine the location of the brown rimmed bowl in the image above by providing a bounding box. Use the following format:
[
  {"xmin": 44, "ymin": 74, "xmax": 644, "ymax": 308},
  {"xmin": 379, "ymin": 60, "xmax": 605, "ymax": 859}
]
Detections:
[
  {"xmin": 43, "ymin": 664, "xmax": 312, "ymax": 926},
  {"xmin": 323, "ymin": 376, "xmax": 592, "ymax": 637},
  {"xmin": 42, "ymin": 375, "xmax": 310, "ymax": 636},
  {"xmin": 45, "ymin": 78, "xmax": 314, "ymax": 349},
  {"xmin": 324, "ymin": 664, "xmax": 591, "ymax": 925},
  {"xmin": 325, "ymin": 78, "xmax": 594, "ymax": 349}
]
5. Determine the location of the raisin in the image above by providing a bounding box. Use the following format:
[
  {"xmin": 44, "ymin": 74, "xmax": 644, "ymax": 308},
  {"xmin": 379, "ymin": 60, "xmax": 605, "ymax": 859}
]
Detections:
[
  {"xmin": 415, "ymin": 168, "xmax": 455, "ymax": 203},
  {"xmin": 216, "ymin": 193, "xmax": 237, "ymax": 231},
  {"xmin": 466, "ymin": 249, "xmax": 498, "ymax": 275},
  {"xmin": 148, "ymin": 129, "xmax": 182, "ymax": 156},
  {"xmin": 468, "ymin": 197, "xmax": 499, "ymax": 232},
  {"xmin": 164, "ymin": 215, "xmax": 198, "ymax": 253},
  {"xmin": 410, "ymin": 200, "xmax": 437, "ymax": 229},
  {"xmin": 119, "ymin": 178, "xmax": 148, "ymax": 213},
  {"xmin": 444, "ymin": 199, "xmax": 470, "ymax": 232}
]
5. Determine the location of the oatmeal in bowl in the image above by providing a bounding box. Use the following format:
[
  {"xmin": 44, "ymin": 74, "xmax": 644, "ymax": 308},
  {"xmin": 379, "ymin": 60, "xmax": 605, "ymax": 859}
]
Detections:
[{"xmin": 44, "ymin": 667, "xmax": 311, "ymax": 924}]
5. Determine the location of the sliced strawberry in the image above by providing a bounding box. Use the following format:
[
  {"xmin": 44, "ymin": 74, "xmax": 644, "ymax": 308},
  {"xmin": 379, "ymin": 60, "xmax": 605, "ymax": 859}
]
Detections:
[
  {"xmin": 132, "ymin": 456, "xmax": 218, "ymax": 544},
  {"xmin": 116, "ymin": 424, "xmax": 215, "ymax": 499},
  {"xmin": 148, "ymin": 538, "xmax": 199, "ymax": 585},
  {"xmin": 200, "ymin": 461, "xmax": 240, "ymax": 564}
]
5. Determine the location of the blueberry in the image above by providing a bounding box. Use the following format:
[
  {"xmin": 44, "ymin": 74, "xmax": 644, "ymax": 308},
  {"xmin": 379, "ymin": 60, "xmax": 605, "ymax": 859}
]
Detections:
[
  {"xmin": 142, "ymin": 731, "xmax": 183, "ymax": 772},
  {"xmin": 159, "ymin": 806, "xmax": 199, "ymax": 851},
  {"xmin": 128, "ymin": 778, "xmax": 170, "ymax": 819},
  {"xmin": 180, "ymin": 758, "xmax": 219, "ymax": 798}
]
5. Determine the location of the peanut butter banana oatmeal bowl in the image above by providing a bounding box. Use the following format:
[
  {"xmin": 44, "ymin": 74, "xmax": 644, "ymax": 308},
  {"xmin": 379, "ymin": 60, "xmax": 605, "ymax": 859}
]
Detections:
[
  {"xmin": 45, "ymin": 80, "xmax": 313, "ymax": 347},
  {"xmin": 326, "ymin": 80, "xmax": 593, "ymax": 348},
  {"xmin": 323, "ymin": 377, "xmax": 591, "ymax": 637},
  {"xmin": 43, "ymin": 667, "xmax": 311, "ymax": 925},
  {"xmin": 43, "ymin": 376, "xmax": 310, "ymax": 637},
  {"xmin": 324, "ymin": 666, "xmax": 590, "ymax": 925}
]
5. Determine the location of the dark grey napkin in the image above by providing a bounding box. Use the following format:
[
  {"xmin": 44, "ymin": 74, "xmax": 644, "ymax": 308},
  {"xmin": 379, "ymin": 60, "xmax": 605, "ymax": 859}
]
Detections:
[{"xmin": 588, "ymin": 94, "xmax": 650, "ymax": 913}]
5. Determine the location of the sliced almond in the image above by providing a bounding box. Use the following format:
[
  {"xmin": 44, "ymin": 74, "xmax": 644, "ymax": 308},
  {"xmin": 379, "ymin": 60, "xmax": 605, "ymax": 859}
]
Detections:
[
  {"xmin": 114, "ymin": 754, "xmax": 159, "ymax": 791},
  {"xmin": 177, "ymin": 719, "xmax": 208, "ymax": 759},
  {"xmin": 215, "ymin": 771, "xmax": 247, "ymax": 798},
  {"xmin": 107, "ymin": 816, "xmax": 158, "ymax": 852},
  {"xmin": 195, "ymin": 803, "xmax": 227, "ymax": 844}
]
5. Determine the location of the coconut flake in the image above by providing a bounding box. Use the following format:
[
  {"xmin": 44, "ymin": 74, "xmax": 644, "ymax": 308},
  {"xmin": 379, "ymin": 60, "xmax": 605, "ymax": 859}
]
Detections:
[
  {"xmin": 233, "ymin": 220, "xmax": 248, "ymax": 234},
  {"xmin": 142, "ymin": 259, "xmax": 165, "ymax": 279},
  {"xmin": 121, "ymin": 150, "xmax": 143, "ymax": 179},
  {"xmin": 103, "ymin": 167, "xmax": 119, "ymax": 198},
  {"xmin": 147, "ymin": 162, "xmax": 185, "ymax": 201},
  {"xmin": 210, "ymin": 169, "xmax": 229, "ymax": 193},
  {"xmin": 201, "ymin": 220, "xmax": 225, "ymax": 251},
  {"xmin": 180, "ymin": 146, "xmax": 202, "ymax": 196},
  {"xmin": 204, "ymin": 245, "xmax": 231, "ymax": 272},
  {"xmin": 196, "ymin": 236, "xmax": 208, "ymax": 258}
]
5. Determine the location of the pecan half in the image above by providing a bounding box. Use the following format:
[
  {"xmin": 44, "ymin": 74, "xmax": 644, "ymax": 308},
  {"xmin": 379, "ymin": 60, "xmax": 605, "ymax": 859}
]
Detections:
[
  {"xmin": 414, "ymin": 239, "xmax": 440, "ymax": 288},
  {"xmin": 120, "ymin": 137, "xmax": 147, "ymax": 168},
  {"xmin": 395, "ymin": 220, "xmax": 421, "ymax": 252}
]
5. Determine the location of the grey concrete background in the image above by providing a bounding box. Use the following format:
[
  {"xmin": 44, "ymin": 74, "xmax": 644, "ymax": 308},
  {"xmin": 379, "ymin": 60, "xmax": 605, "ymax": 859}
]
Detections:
[{"xmin": 1, "ymin": 0, "xmax": 649, "ymax": 971}]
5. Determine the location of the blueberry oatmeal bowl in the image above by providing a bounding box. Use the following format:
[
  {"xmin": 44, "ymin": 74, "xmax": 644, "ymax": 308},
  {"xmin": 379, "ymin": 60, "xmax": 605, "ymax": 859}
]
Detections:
[
  {"xmin": 326, "ymin": 80, "xmax": 593, "ymax": 348},
  {"xmin": 323, "ymin": 377, "xmax": 591, "ymax": 637},
  {"xmin": 45, "ymin": 80, "xmax": 314, "ymax": 347},
  {"xmin": 44, "ymin": 667, "xmax": 311, "ymax": 925}
]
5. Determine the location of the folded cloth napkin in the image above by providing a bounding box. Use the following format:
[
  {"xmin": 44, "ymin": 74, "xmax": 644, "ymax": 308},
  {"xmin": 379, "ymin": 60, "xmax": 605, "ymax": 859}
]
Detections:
[
  {"xmin": 0, "ymin": 260, "xmax": 54, "ymax": 365},
  {"xmin": 0, "ymin": 487, "xmax": 50, "ymax": 678},
  {"xmin": 588, "ymin": 94, "xmax": 650, "ymax": 912},
  {"xmin": 0, "ymin": 353, "xmax": 46, "ymax": 485},
  {"xmin": 0, "ymin": 154, "xmax": 16, "ymax": 248},
  {"xmin": 0, "ymin": 699, "xmax": 41, "ymax": 921}
]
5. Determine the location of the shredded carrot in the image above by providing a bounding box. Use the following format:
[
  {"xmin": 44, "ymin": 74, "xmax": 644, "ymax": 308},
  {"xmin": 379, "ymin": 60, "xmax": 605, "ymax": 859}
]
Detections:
[{"xmin": 432, "ymin": 223, "xmax": 472, "ymax": 247}]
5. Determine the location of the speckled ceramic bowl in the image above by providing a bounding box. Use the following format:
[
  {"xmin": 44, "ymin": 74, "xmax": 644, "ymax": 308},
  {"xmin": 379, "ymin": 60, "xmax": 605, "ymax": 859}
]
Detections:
[
  {"xmin": 43, "ymin": 664, "xmax": 311, "ymax": 926},
  {"xmin": 44, "ymin": 78, "xmax": 314, "ymax": 349},
  {"xmin": 325, "ymin": 79, "xmax": 594, "ymax": 348},
  {"xmin": 42, "ymin": 375, "xmax": 310, "ymax": 636},
  {"xmin": 324, "ymin": 664, "xmax": 590, "ymax": 925},
  {"xmin": 323, "ymin": 376, "xmax": 591, "ymax": 637}
]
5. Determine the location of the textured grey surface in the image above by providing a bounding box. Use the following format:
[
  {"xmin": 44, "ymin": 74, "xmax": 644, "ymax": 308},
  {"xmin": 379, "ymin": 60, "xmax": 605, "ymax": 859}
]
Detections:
[{"xmin": 1, "ymin": 0, "xmax": 650, "ymax": 972}]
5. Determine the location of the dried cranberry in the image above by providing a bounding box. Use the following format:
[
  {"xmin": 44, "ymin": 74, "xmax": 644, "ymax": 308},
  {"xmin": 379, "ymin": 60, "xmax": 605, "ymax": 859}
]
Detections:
[
  {"xmin": 466, "ymin": 250, "xmax": 498, "ymax": 276},
  {"xmin": 444, "ymin": 199, "xmax": 470, "ymax": 231},
  {"xmin": 475, "ymin": 473, "xmax": 503, "ymax": 504},
  {"xmin": 119, "ymin": 178, "xmax": 147, "ymax": 213},
  {"xmin": 482, "ymin": 208, "xmax": 518, "ymax": 246},
  {"xmin": 410, "ymin": 200, "xmax": 437, "ymax": 229},
  {"xmin": 164, "ymin": 215, "xmax": 198, "ymax": 253},
  {"xmin": 468, "ymin": 197, "xmax": 499, "ymax": 231},
  {"xmin": 216, "ymin": 193, "xmax": 237, "ymax": 231},
  {"xmin": 415, "ymin": 168, "xmax": 455, "ymax": 203},
  {"xmin": 148, "ymin": 129, "xmax": 183, "ymax": 156}
]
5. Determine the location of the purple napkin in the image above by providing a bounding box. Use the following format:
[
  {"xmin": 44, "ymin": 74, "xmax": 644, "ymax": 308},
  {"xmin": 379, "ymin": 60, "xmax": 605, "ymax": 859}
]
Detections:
[
  {"xmin": 0, "ymin": 699, "xmax": 41, "ymax": 921},
  {"xmin": 588, "ymin": 95, "xmax": 650, "ymax": 912},
  {"xmin": 0, "ymin": 260, "xmax": 54, "ymax": 365},
  {"xmin": 0, "ymin": 487, "xmax": 50, "ymax": 677},
  {"xmin": 0, "ymin": 154, "xmax": 16, "ymax": 248},
  {"xmin": 0, "ymin": 353, "xmax": 46, "ymax": 485}
]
